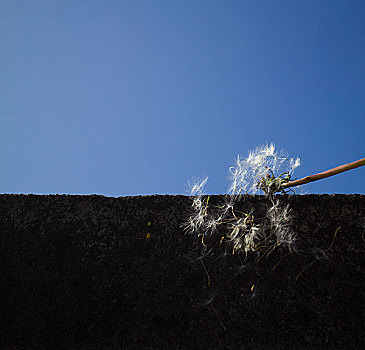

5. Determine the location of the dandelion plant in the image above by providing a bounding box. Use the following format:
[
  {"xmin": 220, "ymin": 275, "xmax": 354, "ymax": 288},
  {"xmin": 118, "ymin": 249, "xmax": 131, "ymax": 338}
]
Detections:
[
  {"xmin": 185, "ymin": 143, "xmax": 300, "ymax": 256},
  {"xmin": 185, "ymin": 143, "xmax": 364, "ymax": 261},
  {"xmin": 184, "ymin": 142, "xmax": 364, "ymax": 330}
]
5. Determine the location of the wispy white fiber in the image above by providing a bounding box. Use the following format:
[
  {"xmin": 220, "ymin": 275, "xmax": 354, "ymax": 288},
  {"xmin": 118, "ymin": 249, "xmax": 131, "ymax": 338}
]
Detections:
[{"xmin": 228, "ymin": 143, "xmax": 301, "ymax": 194}]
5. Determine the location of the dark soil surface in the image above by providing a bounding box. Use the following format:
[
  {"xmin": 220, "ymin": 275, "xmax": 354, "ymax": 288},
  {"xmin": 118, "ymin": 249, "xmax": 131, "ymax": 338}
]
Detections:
[{"xmin": 0, "ymin": 194, "xmax": 364, "ymax": 349}]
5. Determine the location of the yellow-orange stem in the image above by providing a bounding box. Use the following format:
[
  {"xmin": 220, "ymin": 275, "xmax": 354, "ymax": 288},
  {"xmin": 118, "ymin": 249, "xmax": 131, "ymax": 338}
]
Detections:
[{"xmin": 281, "ymin": 157, "xmax": 365, "ymax": 189}]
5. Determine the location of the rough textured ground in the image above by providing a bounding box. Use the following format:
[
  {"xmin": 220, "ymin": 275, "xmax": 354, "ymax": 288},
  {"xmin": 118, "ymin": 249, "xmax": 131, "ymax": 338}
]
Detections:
[{"xmin": 0, "ymin": 194, "xmax": 364, "ymax": 349}]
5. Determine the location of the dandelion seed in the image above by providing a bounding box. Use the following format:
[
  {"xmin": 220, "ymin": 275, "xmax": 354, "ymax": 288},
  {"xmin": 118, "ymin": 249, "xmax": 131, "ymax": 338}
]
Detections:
[
  {"xmin": 290, "ymin": 157, "xmax": 301, "ymax": 172},
  {"xmin": 247, "ymin": 281, "xmax": 260, "ymax": 305},
  {"xmin": 197, "ymin": 289, "xmax": 217, "ymax": 307},
  {"xmin": 311, "ymin": 247, "xmax": 328, "ymax": 261},
  {"xmin": 267, "ymin": 200, "xmax": 296, "ymax": 248},
  {"xmin": 206, "ymin": 216, "xmax": 222, "ymax": 233},
  {"xmin": 189, "ymin": 177, "xmax": 208, "ymax": 196},
  {"xmin": 214, "ymin": 245, "xmax": 231, "ymax": 266}
]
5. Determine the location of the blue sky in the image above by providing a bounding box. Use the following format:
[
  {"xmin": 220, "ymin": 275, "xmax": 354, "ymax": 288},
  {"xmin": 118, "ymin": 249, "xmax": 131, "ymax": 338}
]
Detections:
[{"xmin": 1, "ymin": 0, "xmax": 364, "ymax": 196}]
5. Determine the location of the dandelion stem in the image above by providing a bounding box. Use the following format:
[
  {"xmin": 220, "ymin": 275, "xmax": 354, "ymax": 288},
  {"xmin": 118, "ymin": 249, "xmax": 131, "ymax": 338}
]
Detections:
[{"xmin": 281, "ymin": 157, "xmax": 365, "ymax": 189}]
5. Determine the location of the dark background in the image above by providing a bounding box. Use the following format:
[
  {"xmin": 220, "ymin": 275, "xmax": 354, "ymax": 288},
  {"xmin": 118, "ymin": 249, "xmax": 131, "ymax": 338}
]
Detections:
[{"xmin": 0, "ymin": 194, "xmax": 364, "ymax": 349}]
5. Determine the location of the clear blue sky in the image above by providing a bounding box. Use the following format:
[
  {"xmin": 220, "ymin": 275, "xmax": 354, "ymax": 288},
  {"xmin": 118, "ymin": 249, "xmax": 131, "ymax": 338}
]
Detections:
[{"xmin": 1, "ymin": 0, "xmax": 364, "ymax": 196}]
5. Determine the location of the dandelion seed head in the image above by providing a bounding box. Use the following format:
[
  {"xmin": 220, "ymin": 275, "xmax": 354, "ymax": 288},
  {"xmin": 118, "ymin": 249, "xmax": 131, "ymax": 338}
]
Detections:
[
  {"xmin": 228, "ymin": 143, "xmax": 300, "ymax": 194},
  {"xmin": 185, "ymin": 143, "xmax": 300, "ymax": 261}
]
